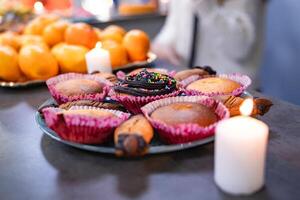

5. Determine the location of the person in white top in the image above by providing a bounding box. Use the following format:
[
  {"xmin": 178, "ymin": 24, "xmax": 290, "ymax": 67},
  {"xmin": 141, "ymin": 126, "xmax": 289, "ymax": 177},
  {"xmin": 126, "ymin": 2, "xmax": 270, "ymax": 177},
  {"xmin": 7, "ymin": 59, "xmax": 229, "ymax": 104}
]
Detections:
[{"xmin": 153, "ymin": 0, "xmax": 267, "ymax": 87}]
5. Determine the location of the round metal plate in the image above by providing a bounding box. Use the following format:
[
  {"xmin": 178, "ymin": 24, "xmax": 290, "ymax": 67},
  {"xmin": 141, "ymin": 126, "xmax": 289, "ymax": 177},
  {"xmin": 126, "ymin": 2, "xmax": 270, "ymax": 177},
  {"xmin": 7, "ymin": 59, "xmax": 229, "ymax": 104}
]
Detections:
[
  {"xmin": 35, "ymin": 91, "xmax": 252, "ymax": 155},
  {"xmin": 35, "ymin": 100, "xmax": 213, "ymax": 155}
]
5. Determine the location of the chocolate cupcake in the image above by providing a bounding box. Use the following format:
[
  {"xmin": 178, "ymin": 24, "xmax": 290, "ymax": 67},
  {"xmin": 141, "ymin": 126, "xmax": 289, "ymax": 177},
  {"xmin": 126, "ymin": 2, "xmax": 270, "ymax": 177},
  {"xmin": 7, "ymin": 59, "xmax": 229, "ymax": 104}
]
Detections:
[
  {"xmin": 116, "ymin": 68, "xmax": 176, "ymax": 83},
  {"xmin": 111, "ymin": 69, "xmax": 180, "ymax": 113},
  {"xmin": 47, "ymin": 73, "xmax": 112, "ymax": 104},
  {"xmin": 128, "ymin": 68, "xmax": 169, "ymax": 76},
  {"xmin": 115, "ymin": 69, "xmax": 177, "ymax": 96},
  {"xmin": 142, "ymin": 96, "xmax": 229, "ymax": 144}
]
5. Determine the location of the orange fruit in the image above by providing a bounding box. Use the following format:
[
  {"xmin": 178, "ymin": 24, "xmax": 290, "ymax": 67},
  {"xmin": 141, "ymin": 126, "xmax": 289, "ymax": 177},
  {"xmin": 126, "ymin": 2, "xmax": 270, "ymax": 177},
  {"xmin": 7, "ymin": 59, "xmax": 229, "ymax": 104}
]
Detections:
[
  {"xmin": 64, "ymin": 23, "xmax": 98, "ymax": 49},
  {"xmin": 19, "ymin": 45, "xmax": 59, "ymax": 80},
  {"xmin": 43, "ymin": 20, "xmax": 69, "ymax": 46},
  {"xmin": 102, "ymin": 40, "xmax": 128, "ymax": 68},
  {"xmin": 123, "ymin": 29, "xmax": 150, "ymax": 61},
  {"xmin": 104, "ymin": 25, "xmax": 126, "ymax": 37},
  {"xmin": 118, "ymin": 4, "xmax": 156, "ymax": 16},
  {"xmin": 100, "ymin": 30, "xmax": 123, "ymax": 44},
  {"xmin": 0, "ymin": 45, "xmax": 22, "ymax": 82},
  {"xmin": 0, "ymin": 32, "xmax": 21, "ymax": 50},
  {"xmin": 94, "ymin": 27, "xmax": 102, "ymax": 41},
  {"xmin": 24, "ymin": 14, "xmax": 59, "ymax": 35},
  {"xmin": 20, "ymin": 35, "xmax": 49, "ymax": 49},
  {"xmin": 51, "ymin": 43, "xmax": 88, "ymax": 73}
]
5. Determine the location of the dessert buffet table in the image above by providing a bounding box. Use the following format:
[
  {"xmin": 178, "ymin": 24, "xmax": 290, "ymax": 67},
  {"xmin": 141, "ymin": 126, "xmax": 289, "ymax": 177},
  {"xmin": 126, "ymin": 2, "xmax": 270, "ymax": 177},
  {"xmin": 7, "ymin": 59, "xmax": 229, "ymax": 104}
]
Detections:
[{"xmin": 1, "ymin": 71, "xmax": 300, "ymax": 200}]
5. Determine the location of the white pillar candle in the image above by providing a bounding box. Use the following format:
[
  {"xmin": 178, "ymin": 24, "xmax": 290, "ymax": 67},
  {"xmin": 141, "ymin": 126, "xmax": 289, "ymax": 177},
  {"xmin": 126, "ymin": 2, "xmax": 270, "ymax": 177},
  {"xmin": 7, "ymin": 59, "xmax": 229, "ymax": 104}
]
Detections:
[
  {"xmin": 214, "ymin": 99, "xmax": 269, "ymax": 195},
  {"xmin": 85, "ymin": 42, "xmax": 112, "ymax": 74}
]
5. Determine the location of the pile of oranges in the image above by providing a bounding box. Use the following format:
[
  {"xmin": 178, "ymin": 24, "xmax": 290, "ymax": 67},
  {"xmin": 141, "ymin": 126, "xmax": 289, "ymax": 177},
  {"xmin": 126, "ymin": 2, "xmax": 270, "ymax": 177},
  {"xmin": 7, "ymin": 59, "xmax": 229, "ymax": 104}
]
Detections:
[{"xmin": 0, "ymin": 14, "xmax": 150, "ymax": 82}]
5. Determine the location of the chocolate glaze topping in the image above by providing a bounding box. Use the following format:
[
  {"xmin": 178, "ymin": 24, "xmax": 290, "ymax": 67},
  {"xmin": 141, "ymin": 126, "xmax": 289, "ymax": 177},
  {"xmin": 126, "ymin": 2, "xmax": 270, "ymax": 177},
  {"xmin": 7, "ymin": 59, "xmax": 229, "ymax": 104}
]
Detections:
[{"xmin": 114, "ymin": 69, "xmax": 177, "ymax": 96}]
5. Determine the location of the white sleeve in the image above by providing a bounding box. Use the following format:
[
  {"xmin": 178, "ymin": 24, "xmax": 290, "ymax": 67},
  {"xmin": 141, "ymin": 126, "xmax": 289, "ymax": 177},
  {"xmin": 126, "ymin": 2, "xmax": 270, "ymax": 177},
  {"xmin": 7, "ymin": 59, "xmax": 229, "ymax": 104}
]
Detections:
[
  {"xmin": 208, "ymin": 0, "xmax": 263, "ymax": 61},
  {"xmin": 192, "ymin": 0, "xmax": 218, "ymax": 17},
  {"xmin": 153, "ymin": 0, "xmax": 179, "ymax": 46}
]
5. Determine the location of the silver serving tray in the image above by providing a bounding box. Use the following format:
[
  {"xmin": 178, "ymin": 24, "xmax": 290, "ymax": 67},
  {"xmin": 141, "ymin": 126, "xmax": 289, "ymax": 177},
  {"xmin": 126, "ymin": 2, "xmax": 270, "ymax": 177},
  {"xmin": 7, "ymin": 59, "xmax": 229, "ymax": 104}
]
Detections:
[
  {"xmin": 35, "ymin": 92, "xmax": 251, "ymax": 155},
  {"xmin": 35, "ymin": 100, "xmax": 212, "ymax": 155}
]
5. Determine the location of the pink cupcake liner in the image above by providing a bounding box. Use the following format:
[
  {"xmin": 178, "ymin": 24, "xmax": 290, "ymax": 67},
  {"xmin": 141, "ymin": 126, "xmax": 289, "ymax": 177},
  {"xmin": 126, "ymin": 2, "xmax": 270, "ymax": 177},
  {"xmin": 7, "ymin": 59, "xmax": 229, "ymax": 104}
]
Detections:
[
  {"xmin": 180, "ymin": 75, "xmax": 201, "ymax": 88},
  {"xmin": 182, "ymin": 73, "xmax": 251, "ymax": 97},
  {"xmin": 168, "ymin": 70, "xmax": 177, "ymax": 77},
  {"xmin": 46, "ymin": 73, "xmax": 113, "ymax": 104},
  {"xmin": 141, "ymin": 96, "xmax": 230, "ymax": 144},
  {"xmin": 110, "ymin": 89, "xmax": 181, "ymax": 114},
  {"xmin": 42, "ymin": 106, "xmax": 130, "ymax": 144}
]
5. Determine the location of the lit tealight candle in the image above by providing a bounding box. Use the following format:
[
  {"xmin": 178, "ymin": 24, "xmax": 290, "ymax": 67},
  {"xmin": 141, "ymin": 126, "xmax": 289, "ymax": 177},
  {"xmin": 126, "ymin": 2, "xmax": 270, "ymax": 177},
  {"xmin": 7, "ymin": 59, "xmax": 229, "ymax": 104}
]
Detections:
[
  {"xmin": 85, "ymin": 42, "xmax": 112, "ymax": 74},
  {"xmin": 214, "ymin": 99, "xmax": 269, "ymax": 195}
]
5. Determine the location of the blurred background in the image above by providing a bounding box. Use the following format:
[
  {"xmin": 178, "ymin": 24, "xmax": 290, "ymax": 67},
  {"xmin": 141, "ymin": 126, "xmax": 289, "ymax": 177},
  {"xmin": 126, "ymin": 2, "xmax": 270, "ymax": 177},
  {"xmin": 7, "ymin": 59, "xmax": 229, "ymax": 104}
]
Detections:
[
  {"xmin": 0, "ymin": 0, "xmax": 299, "ymax": 105},
  {"xmin": 261, "ymin": 0, "xmax": 300, "ymax": 105}
]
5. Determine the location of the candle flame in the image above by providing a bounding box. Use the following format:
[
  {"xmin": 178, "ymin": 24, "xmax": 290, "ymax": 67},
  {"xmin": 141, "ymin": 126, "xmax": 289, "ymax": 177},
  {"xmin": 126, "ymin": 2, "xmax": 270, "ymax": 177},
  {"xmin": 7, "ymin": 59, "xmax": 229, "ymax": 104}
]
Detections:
[
  {"xmin": 240, "ymin": 98, "xmax": 254, "ymax": 116},
  {"xmin": 34, "ymin": 1, "xmax": 45, "ymax": 14},
  {"xmin": 95, "ymin": 42, "xmax": 102, "ymax": 49}
]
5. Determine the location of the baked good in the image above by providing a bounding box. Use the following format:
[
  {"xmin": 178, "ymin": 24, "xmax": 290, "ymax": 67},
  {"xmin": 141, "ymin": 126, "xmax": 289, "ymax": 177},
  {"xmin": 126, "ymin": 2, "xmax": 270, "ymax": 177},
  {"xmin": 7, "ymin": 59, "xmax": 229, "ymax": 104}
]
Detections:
[
  {"xmin": 112, "ymin": 69, "xmax": 179, "ymax": 114},
  {"xmin": 214, "ymin": 95, "xmax": 273, "ymax": 117},
  {"xmin": 114, "ymin": 69, "xmax": 177, "ymax": 96},
  {"xmin": 128, "ymin": 68, "xmax": 168, "ymax": 76},
  {"xmin": 47, "ymin": 73, "xmax": 110, "ymax": 104},
  {"xmin": 142, "ymin": 96, "xmax": 230, "ymax": 144},
  {"xmin": 151, "ymin": 102, "xmax": 218, "ymax": 127},
  {"xmin": 54, "ymin": 79, "xmax": 105, "ymax": 96},
  {"xmin": 42, "ymin": 106, "xmax": 130, "ymax": 144},
  {"xmin": 93, "ymin": 72, "xmax": 117, "ymax": 83},
  {"xmin": 61, "ymin": 109, "xmax": 116, "ymax": 118},
  {"xmin": 114, "ymin": 114, "xmax": 154, "ymax": 156},
  {"xmin": 174, "ymin": 66, "xmax": 216, "ymax": 81},
  {"xmin": 186, "ymin": 77, "xmax": 241, "ymax": 94},
  {"xmin": 59, "ymin": 100, "xmax": 127, "ymax": 112}
]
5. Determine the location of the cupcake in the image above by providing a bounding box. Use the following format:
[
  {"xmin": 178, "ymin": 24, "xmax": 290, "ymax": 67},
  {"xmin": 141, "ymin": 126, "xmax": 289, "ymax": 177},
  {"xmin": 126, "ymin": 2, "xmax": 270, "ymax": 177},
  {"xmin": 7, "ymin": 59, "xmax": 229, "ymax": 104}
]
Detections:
[
  {"xmin": 128, "ymin": 68, "xmax": 169, "ymax": 76},
  {"xmin": 174, "ymin": 66, "xmax": 216, "ymax": 82},
  {"xmin": 111, "ymin": 69, "xmax": 180, "ymax": 114},
  {"xmin": 92, "ymin": 71, "xmax": 118, "ymax": 84},
  {"xmin": 42, "ymin": 106, "xmax": 130, "ymax": 144},
  {"xmin": 46, "ymin": 73, "xmax": 112, "ymax": 104},
  {"xmin": 58, "ymin": 100, "xmax": 128, "ymax": 112},
  {"xmin": 184, "ymin": 74, "xmax": 251, "ymax": 97},
  {"xmin": 142, "ymin": 96, "xmax": 229, "ymax": 144},
  {"xmin": 116, "ymin": 67, "xmax": 175, "ymax": 80},
  {"xmin": 151, "ymin": 102, "xmax": 218, "ymax": 126}
]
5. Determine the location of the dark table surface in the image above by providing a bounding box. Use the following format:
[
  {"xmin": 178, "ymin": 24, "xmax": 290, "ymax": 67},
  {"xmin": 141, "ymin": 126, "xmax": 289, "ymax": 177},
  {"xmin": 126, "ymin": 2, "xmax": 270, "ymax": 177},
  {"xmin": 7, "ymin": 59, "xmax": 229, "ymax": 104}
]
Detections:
[{"xmin": 1, "ymin": 69, "xmax": 300, "ymax": 200}]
